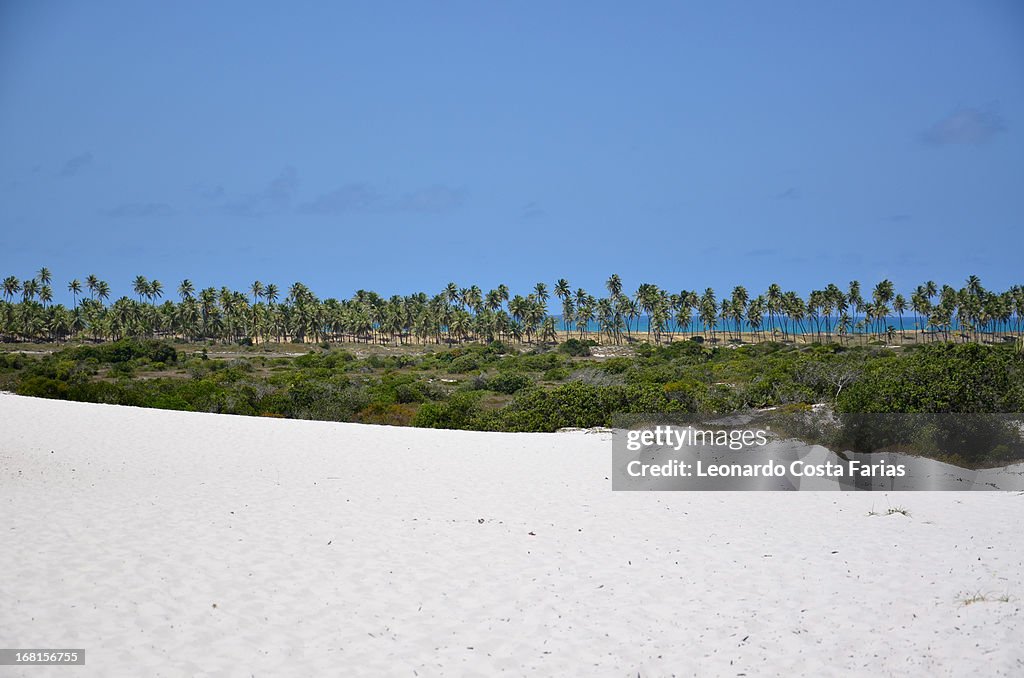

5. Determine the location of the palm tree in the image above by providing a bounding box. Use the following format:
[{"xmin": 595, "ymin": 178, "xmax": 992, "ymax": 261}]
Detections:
[
  {"xmin": 576, "ymin": 292, "xmax": 595, "ymax": 339},
  {"xmin": 822, "ymin": 284, "xmax": 842, "ymax": 341},
  {"xmin": 176, "ymin": 297, "xmax": 199, "ymax": 341},
  {"xmin": 449, "ymin": 309, "xmax": 470, "ymax": 343},
  {"xmin": 465, "ymin": 285, "xmax": 482, "ymax": 314},
  {"xmin": 747, "ymin": 296, "xmax": 765, "ymax": 341},
  {"xmin": 525, "ymin": 296, "xmax": 545, "ymax": 342},
  {"xmin": 540, "ymin": 316, "xmax": 557, "ymax": 343},
  {"xmin": 676, "ymin": 291, "xmax": 697, "ymax": 338},
  {"xmin": 807, "ymin": 290, "xmax": 823, "ymax": 342},
  {"xmin": 133, "ymin": 275, "xmax": 149, "ymax": 303},
  {"xmin": 484, "ymin": 289, "xmax": 502, "ymax": 313},
  {"xmin": 3, "ymin": 270, "xmax": 1019, "ymax": 347},
  {"xmin": 730, "ymin": 286, "xmax": 748, "ymax": 340},
  {"xmin": 635, "ymin": 283, "xmax": 659, "ymax": 341},
  {"xmin": 783, "ymin": 291, "xmax": 804, "ymax": 341},
  {"xmin": 650, "ymin": 301, "xmax": 668, "ymax": 345},
  {"xmin": 250, "ymin": 280, "xmax": 264, "ymax": 305},
  {"xmin": 961, "ymin": 276, "xmax": 987, "ymax": 342},
  {"xmin": 765, "ymin": 284, "xmax": 782, "ymax": 338},
  {"xmin": 3, "ymin": 276, "xmax": 21, "ymax": 303},
  {"xmin": 553, "ymin": 278, "xmax": 572, "ymax": 333},
  {"xmin": 67, "ymin": 279, "xmax": 82, "ymax": 310},
  {"xmin": 871, "ymin": 279, "xmax": 894, "ymax": 339},
  {"xmin": 847, "ymin": 281, "xmax": 863, "ymax": 340},
  {"xmin": 85, "ymin": 274, "xmax": 99, "ymax": 300},
  {"xmin": 198, "ymin": 287, "xmax": 216, "ymax": 338},
  {"xmin": 533, "ymin": 282, "xmax": 549, "ymax": 307},
  {"xmin": 893, "ymin": 294, "xmax": 907, "ymax": 339},
  {"xmin": 618, "ymin": 295, "xmax": 637, "ymax": 340},
  {"xmin": 37, "ymin": 267, "xmax": 52, "ymax": 287},
  {"xmin": 911, "ymin": 285, "xmax": 930, "ymax": 340},
  {"xmin": 22, "ymin": 279, "xmax": 38, "ymax": 302},
  {"xmin": 595, "ymin": 297, "xmax": 612, "ymax": 343},
  {"xmin": 554, "ymin": 278, "xmax": 570, "ymax": 302},
  {"xmin": 606, "ymin": 274, "xmax": 623, "ymax": 298},
  {"xmin": 444, "ymin": 282, "xmax": 459, "ymax": 309},
  {"xmin": 699, "ymin": 288, "xmax": 717, "ymax": 340},
  {"xmin": 508, "ymin": 295, "xmax": 526, "ymax": 336},
  {"xmin": 148, "ymin": 279, "xmax": 163, "ymax": 306},
  {"xmin": 719, "ymin": 298, "xmax": 733, "ymax": 342}
]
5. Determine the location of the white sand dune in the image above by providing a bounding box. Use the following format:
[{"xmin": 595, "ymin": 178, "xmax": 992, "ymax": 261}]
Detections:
[{"xmin": 2, "ymin": 393, "xmax": 1023, "ymax": 677}]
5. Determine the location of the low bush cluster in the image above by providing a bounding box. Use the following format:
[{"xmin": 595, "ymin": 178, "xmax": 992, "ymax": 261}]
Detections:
[{"xmin": 3, "ymin": 339, "xmax": 1022, "ymax": 448}]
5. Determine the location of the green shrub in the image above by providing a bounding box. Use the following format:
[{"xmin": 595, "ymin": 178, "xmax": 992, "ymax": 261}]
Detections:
[
  {"xmin": 623, "ymin": 383, "xmax": 684, "ymax": 413},
  {"xmin": 485, "ymin": 340, "xmax": 509, "ymax": 355},
  {"xmin": 0, "ymin": 353, "xmax": 27, "ymax": 370},
  {"xmin": 447, "ymin": 354, "xmax": 480, "ymax": 373},
  {"xmin": 294, "ymin": 350, "xmax": 354, "ymax": 370},
  {"xmin": 16, "ymin": 376, "xmax": 69, "ymax": 399},
  {"xmin": 487, "ymin": 372, "xmax": 532, "ymax": 394},
  {"xmin": 287, "ymin": 379, "xmax": 368, "ymax": 420},
  {"xmin": 394, "ymin": 382, "xmax": 426, "ymax": 404},
  {"xmin": 412, "ymin": 391, "xmax": 483, "ymax": 429},
  {"xmin": 600, "ymin": 357, "xmax": 633, "ymax": 374},
  {"xmin": 559, "ymin": 338, "xmax": 592, "ymax": 357},
  {"xmin": 495, "ymin": 382, "xmax": 628, "ymax": 431},
  {"xmin": 662, "ymin": 379, "xmax": 701, "ymax": 410},
  {"xmin": 66, "ymin": 339, "xmax": 177, "ymax": 365},
  {"xmin": 543, "ymin": 367, "xmax": 570, "ymax": 381},
  {"xmin": 357, "ymin": 402, "xmax": 417, "ymax": 426},
  {"xmin": 109, "ymin": 362, "xmax": 135, "ymax": 377},
  {"xmin": 838, "ymin": 344, "xmax": 1021, "ymax": 413},
  {"xmin": 504, "ymin": 351, "xmax": 564, "ymax": 372}
]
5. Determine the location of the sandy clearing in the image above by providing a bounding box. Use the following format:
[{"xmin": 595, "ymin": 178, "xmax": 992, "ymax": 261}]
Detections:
[{"xmin": 1, "ymin": 393, "xmax": 1022, "ymax": 677}]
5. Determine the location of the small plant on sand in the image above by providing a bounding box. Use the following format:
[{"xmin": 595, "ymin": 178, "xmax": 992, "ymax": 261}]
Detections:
[
  {"xmin": 867, "ymin": 504, "xmax": 911, "ymax": 517},
  {"xmin": 957, "ymin": 591, "xmax": 1011, "ymax": 606}
]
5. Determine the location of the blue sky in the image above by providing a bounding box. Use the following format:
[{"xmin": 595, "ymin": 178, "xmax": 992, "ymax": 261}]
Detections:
[{"xmin": 1, "ymin": 1, "xmax": 1021, "ymax": 303}]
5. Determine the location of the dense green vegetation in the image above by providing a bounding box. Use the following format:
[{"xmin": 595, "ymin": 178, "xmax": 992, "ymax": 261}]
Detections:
[
  {"xmin": 3, "ymin": 339, "xmax": 1022, "ymax": 438},
  {"xmin": 3, "ymin": 268, "xmax": 1022, "ymax": 346},
  {"xmin": 5, "ymin": 269, "xmax": 1021, "ymax": 461}
]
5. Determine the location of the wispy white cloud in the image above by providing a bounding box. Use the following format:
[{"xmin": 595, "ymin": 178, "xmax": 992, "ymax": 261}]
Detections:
[
  {"xmin": 922, "ymin": 107, "xmax": 1006, "ymax": 146},
  {"xmin": 191, "ymin": 182, "xmax": 225, "ymax": 200},
  {"xmin": 520, "ymin": 201, "xmax": 545, "ymax": 220},
  {"xmin": 102, "ymin": 202, "xmax": 177, "ymax": 218},
  {"xmin": 298, "ymin": 182, "xmax": 465, "ymax": 215},
  {"xmin": 61, "ymin": 152, "xmax": 94, "ymax": 177},
  {"xmin": 297, "ymin": 183, "xmax": 382, "ymax": 215},
  {"xmin": 395, "ymin": 185, "xmax": 465, "ymax": 214},
  {"xmin": 222, "ymin": 167, "xmax": 298, "ymax": 217}
]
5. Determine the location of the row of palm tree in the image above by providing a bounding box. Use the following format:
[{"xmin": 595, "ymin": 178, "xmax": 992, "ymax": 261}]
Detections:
[{"xmin": 1, "ymin": 268, "xmax": 1021, "ymax": 346}]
